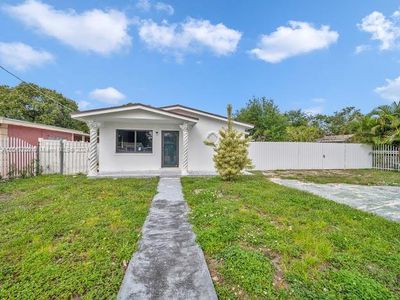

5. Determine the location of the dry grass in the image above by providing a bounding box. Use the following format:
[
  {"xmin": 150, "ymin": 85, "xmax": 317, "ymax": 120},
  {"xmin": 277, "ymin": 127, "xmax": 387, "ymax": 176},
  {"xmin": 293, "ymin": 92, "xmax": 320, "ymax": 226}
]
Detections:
[{"xmin": 263, "ymin": 169, "xmax": 400, "ymax": 186}]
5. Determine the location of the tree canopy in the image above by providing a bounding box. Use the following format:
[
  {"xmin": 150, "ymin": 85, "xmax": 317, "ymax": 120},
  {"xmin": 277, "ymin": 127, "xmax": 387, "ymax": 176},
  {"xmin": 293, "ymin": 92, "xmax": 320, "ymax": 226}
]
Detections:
[
  {"xmin": 235, "ymin": 96, "xmax": 400, "ymax": 145},
  {"xmin": 355, "ymin": 101, "xmax": 400, "ymax": 145},
  {"xmin": 235, "ymin": 97, "xmax": 288, "ymax": 141},
  {"xmin": 0, "ymin": 83, "xmax": 87, "ymax": 132}
]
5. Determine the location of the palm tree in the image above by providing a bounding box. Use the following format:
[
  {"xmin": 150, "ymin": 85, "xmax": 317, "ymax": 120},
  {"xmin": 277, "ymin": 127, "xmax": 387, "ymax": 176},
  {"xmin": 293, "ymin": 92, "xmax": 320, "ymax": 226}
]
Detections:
[{"xmin": 364, "ymin": 101, "xmax": 400, "ymax": 145}]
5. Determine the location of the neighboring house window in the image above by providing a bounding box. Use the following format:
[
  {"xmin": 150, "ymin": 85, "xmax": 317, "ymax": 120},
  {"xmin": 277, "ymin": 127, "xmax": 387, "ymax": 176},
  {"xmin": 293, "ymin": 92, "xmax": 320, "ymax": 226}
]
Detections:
[{"xmin": 116, "ymin": 130, "xmax": 153, "ymax": 153}]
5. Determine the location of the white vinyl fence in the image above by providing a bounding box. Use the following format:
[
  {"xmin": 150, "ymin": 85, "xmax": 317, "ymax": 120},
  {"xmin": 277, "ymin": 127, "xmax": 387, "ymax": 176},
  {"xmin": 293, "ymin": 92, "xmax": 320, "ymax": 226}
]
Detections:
[
  {"xmin": 249, "ymin": 142, "xmax": 372, "ymax": 170},
  {"xmin": 372, "ymin": 144, "xmax": 400, "ymax": 171},
  {"xmin": 0, "ymin": 137, "xmax": 89, "ymax": 178},
  {"xmin": 38, "ymin": 139, "xmax": 89, "ymax": 175},
  {"xmin": 0, "ymin": 137, "xmax": 37, "ymax": 178}
]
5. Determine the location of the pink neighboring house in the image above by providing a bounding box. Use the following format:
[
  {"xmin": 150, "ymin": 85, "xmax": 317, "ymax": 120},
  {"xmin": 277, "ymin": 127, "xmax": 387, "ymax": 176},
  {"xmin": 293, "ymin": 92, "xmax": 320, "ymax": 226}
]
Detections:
[{"xmin": 0, "ymin": 116, "xmax": 89, "ymax": 146}]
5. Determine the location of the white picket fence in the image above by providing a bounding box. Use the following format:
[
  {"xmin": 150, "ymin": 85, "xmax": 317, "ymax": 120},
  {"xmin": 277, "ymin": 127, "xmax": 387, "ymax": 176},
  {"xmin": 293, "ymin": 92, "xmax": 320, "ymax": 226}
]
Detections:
[
  {"xmin": 0, "ymin": 137, "xmax": 89, "ymax": 178},
  {"xmin": 0, "ymin": 137, "xmax": 37, "ymax": 178},
  {"xmin": 372, "ymin": 144, "xmax": 400, "ymax": 171},
  {"xmin": 249, "ymin": 142, "xmax": 373, "ymax": 170}
]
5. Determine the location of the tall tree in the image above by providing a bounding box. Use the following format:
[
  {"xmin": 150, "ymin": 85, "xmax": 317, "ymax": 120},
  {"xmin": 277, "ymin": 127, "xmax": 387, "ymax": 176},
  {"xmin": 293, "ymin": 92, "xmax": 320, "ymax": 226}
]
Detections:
[
  {"xmin": 284, "ymin": 109, "xmax": 310, "ymax": 127},
  {"xmin": 309, "ymin": 114, "xmax": 331, "ymax": 135},
  {"xmin": 235, "ymin": 97, "xmax": 288, "ymax": 141},
  {"xmin": 0, "ymin": 83, "xmax": 87, "ymax": 132},
  {"xmin": 327, "ymin": 106, "xmax": 363, "ymax": 135}
]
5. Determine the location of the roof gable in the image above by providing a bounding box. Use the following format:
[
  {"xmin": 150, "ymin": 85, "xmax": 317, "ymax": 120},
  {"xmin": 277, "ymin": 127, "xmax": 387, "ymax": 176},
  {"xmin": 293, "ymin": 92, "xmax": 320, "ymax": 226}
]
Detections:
[{"xmin": 161, "ymin": 104, "xmax": 254, "ymax": 129}]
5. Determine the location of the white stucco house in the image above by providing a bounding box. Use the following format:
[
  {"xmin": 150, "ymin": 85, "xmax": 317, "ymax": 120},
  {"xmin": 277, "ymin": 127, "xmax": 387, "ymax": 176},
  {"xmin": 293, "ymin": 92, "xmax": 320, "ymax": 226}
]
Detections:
[{"xmin": 71, "ymin": 103, "xmax": 253, "ymax": 176}]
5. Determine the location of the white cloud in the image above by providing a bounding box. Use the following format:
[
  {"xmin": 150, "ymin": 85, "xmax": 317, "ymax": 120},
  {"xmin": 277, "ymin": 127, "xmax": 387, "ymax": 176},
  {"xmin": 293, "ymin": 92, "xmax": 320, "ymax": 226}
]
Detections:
[
  {"xmin": 3, "ymin": 0, "xmax": 131, "ymax": 55},
  {"xmin": 136, "ymin": 0, "xmax": 173, "ymax": 15},
  {"xmin": 154, "ymin": 2, "xmax": 174, "ymax": 15},
  {"xmin": 78, "ymin": 100, "xmax": 91, "ymax": 110},
  {"xmin": 304, "ymin": 106, "xmax": 323, "ymax": 115},
  {"xmin": 0, "ymin": 42, "xmax": 53, "ymax": 71},
  {"xmin": 354, "ymin": 44, "xmax": 372, "ymax": 54},
  {"xmin": 375, "ymin": 76, "xmax": 400, "ymax": 101},
  {"xmin": 358, "ymin": 10, "xmax": 400, "ymax": 50},
  {"xmin": 249, "ymin": 21, "xmax": 339, "ymax": 63},
  {"xmin": 136, "ymin": 0, "xmax": 151, "ymax": 11},
  {"xmin": 89, "ymin": 87, "xmax": 126, "ymax": 104},
  {"xmin": 138, "ymin": 18, "xmax": 242, "ymax": 56}
]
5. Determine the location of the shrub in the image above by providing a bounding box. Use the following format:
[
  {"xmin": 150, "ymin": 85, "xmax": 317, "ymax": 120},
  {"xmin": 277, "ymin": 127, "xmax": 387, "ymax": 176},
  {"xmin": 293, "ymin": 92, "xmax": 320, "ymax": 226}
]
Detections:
[{"xmin": 205, "ymin": 104, "xmax": 252, "ymax": 180}]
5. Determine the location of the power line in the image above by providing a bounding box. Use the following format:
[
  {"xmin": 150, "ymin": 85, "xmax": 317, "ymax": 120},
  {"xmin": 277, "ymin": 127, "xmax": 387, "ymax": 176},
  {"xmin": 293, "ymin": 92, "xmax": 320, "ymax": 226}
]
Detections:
[{"xmin": 0, "ymin": 64, "xmax": 75, "ymax": 112}]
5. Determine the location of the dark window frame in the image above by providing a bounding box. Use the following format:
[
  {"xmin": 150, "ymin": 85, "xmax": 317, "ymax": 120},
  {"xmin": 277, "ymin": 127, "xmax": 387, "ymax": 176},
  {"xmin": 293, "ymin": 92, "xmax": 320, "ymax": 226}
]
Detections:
[{"xmin": 116, "ymin": 129, "xmax": 153, "ymax": 154}]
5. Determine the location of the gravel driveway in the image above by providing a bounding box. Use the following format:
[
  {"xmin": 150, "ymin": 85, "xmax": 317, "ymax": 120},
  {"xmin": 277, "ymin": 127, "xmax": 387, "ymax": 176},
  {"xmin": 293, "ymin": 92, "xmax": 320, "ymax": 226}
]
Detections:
[{"xmin": 271, "ymin": 178, "xmax": 400, "ymax": 222}]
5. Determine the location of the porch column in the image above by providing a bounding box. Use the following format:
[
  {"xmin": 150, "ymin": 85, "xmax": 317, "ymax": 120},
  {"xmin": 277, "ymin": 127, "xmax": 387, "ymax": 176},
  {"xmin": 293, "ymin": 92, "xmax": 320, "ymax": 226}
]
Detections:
[
  {"xmin": 179, "ymin": 122, "xmax": 190, "ymax": 175},
  {"xmin": 87, "ymin": 121, "xmax": 99, "ymax": 177}
]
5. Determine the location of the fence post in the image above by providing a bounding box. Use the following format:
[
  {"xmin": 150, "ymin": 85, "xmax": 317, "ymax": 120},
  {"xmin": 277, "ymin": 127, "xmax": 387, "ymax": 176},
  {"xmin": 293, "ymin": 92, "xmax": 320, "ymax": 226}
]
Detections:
[
  {"xmin": 36, "ymin": 139, "xmax": 40, "ymax": 176},
  {"xmin": 60, "ymin": 139, "xmax": 64, "ymax": 175}
]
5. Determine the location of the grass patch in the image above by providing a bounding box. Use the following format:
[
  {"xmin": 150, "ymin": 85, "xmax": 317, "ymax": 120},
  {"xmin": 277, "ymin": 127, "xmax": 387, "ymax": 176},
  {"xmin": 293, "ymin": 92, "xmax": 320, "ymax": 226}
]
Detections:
[
  {"xmin": 0, "ymin": 175, "xmax": 157, "ymax": 299},
  {"xmin": 264, "ymin": 169, "xmax": 400, "ymax": 186},
  {"xmin": 182, "ymin": 174, "xmax": 400, "ymax": 299}
]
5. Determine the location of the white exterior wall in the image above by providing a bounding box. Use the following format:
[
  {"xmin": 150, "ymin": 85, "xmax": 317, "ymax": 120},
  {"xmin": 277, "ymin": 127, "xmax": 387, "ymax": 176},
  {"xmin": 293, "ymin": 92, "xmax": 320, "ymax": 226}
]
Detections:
[
  {"xmin": 187, "ymin": 116, "xmax": 247, "ymax": 171},
  {"xmin": 99, "ymin": 122, "xmax": 183, "ymax": 173},
  {"xmin": 249, "ymin": 142, "xmax": 372, "ymax": 170},
  {"xmin": 97, "ymin": 117, "xmax": 248, "ymax": 173}
]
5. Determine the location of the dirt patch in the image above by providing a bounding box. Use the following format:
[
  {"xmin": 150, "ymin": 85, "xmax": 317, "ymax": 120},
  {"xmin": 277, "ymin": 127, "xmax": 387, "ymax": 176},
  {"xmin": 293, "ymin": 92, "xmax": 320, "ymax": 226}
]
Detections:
[
  {"xmin": 0, "ymin": 192, "xmax": 17, "ymax": 202},
  {"xmin": 206, "ymin": 256, "xmax": 222, "ymax": 284},
  {"xmin": 259, "ymin": 247, "xmax": 288, "ymax": 290},
  {"xmin": 239, "ymin": 243, "xmax": 288, "ymax": 291},
  {"xmin": 264, "ymin": 169, "xmax": 357, "ymax": 178}
]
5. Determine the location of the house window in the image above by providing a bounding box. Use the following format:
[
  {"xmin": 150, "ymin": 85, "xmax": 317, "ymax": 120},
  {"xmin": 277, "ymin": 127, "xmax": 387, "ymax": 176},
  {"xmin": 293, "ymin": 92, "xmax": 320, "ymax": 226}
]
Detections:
[{"xmin": 116, "ymin": 130, "xmax": 153, "ymax": 153}]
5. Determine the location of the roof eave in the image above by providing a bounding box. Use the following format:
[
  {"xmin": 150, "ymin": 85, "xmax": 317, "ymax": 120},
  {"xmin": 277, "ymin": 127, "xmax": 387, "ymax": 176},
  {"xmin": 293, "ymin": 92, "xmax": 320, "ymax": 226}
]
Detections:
[
  {"xmin": 71, "ymin": 104, "xmax": 199, "ymax": 123},
  {"xmin": 0, "ymin": 116, "xmax": 89, "ymax": 135}
]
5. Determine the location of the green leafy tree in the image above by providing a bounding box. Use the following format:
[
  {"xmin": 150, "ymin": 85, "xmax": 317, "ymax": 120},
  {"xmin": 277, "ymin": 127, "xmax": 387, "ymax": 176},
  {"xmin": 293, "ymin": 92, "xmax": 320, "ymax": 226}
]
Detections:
[
  {"xmin": 309, "ymin": 113, "xmax": 330, "ymax": 135},
  {"xmin": 235, "ymin": 97, "xmax": 288, "ymax": 141},
  {"xmin": 206, "ymin": 104, "xmax": 252, "ymax": 181},
  {"xmin": 284, "ymin": 109, "xmax": 310, "ymax": 127},
  {"xmin": 286, "ymin": 125, "xmax": 322, "ymax": 142},
  {"xmin": 308, "ymin": 107, "xmax": 362, "ymax": 136},
  {"xmin": 0, "ymin": 83, "xmax": 87, "ymax": 132},
  {"xmin": 327, "ymin": 107, "xmax": 363, "ymax": 135}
]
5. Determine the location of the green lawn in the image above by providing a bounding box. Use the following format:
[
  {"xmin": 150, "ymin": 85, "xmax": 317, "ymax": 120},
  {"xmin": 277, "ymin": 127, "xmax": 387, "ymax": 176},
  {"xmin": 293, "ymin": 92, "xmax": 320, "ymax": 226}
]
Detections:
[
  {"xmin": 264, "ymin": 169, "xmax": 400, "ymax": 186},
  {"xmin": 182, "ymin": 175, "xmax": 400, "ymax": 299},
  {"xmin": 0, "ymin": 175, "xmax": 157, "ymax": 299}
]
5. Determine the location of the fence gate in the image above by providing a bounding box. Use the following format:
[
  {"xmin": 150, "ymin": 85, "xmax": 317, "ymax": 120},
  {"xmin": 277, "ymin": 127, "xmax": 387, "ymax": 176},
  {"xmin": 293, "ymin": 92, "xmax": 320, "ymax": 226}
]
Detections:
[
  {"xmin": 0, "ymin": 137, "xmax": 37, "ymax": 179},
  {"xmin": 372, "ymin": 144, "xmax": 400, "ymax": 171}
]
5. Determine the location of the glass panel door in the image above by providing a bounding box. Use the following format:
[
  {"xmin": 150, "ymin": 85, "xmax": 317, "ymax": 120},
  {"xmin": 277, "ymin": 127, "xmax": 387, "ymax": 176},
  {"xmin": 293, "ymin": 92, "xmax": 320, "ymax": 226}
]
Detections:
[{"xmin": 162, "ymin": 131, "xmax": 179, "ymax": 167}]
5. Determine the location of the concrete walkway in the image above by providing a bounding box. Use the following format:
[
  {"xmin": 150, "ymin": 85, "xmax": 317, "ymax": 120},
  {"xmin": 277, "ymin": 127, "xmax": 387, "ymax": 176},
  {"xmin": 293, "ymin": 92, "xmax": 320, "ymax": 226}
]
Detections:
[
  {"xmin": 271, "ymin": 178, "xmax": 400, "ymax": 222},
  {"xmin": 117, "ymin": 177, "xmax": 217, "ymax": 300}
]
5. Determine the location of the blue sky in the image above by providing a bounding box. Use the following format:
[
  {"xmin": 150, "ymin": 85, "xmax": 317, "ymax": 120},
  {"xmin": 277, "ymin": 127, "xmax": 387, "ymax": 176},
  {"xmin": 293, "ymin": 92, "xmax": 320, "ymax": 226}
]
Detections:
[{"xmin": 0, "ymin": 0, "xmax": 399, "ymax": 115}]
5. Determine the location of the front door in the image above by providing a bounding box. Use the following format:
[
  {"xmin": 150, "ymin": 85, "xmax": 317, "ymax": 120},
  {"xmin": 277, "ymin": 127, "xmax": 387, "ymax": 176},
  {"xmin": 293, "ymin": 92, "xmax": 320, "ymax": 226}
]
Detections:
[{"xmin": 162, "ymin": 131, "xmax": 179, "ymax": 167}]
